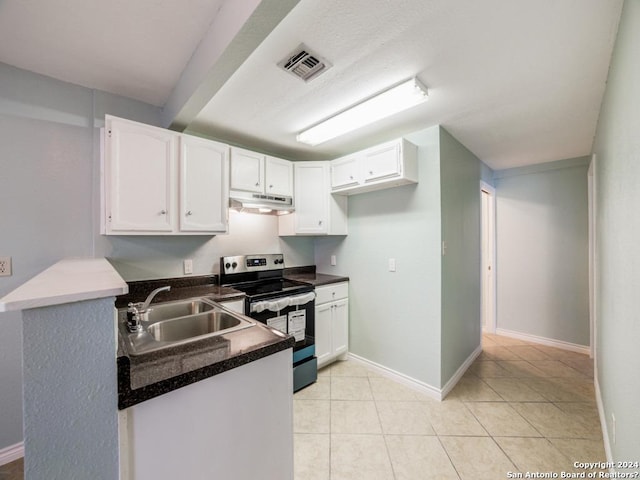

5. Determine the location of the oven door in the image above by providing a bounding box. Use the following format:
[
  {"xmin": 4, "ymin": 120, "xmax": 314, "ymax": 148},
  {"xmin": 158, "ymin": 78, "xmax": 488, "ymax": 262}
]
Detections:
[{"xmin": 247, "ymin": 292, "xmax": 317, "ymax": 391}]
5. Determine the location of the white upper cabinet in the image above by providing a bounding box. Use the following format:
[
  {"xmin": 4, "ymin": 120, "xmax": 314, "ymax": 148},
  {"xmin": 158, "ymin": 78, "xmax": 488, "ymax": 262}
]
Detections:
[
  {"xmin": 104, "ymin": 117, "xmax": 176, "ymax": 233},
  {"xmin": 265, "ymin": 156, "xmax": 293, "ymax": 197},
  {"xmin": 279, "ymin": 162, "xmax": 347, "ymax": 236},
  {"xmin": 102, "ymin": 115, "xmax": 229, "ymax": 235},
  {"xmin": 229, "ymin": 147, "xmax": 264, "ymax": 193},
  {"xmin": 330, "ymin": 138, "xmax": 418, "ymax": 195},
  {"xmin": 230, "ymin": 148, "xmax": 293, "ymax": 197},
  {"xmin": 330, "ymin": 155, "xmax": 360, "ymax": 190},
  {"xmin": 180, "ymin": 135, "xmax": 229, "ymax": 233}
]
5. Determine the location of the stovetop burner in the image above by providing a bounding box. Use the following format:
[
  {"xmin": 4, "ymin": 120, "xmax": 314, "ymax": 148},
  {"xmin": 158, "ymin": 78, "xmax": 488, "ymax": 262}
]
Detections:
[
  {"xmin": 232, "ymin": 278, "xmax": 311, "ymax": 297},
  {"xmin": 219, "ymin": 254, "xmax": 313, "ymax": 300}
]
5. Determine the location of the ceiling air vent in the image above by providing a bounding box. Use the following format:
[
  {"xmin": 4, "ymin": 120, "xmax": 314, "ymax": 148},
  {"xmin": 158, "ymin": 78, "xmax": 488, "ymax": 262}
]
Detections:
[{"xmin": 278, "ymin": 44, "xmax": 332, "ymax": 82}]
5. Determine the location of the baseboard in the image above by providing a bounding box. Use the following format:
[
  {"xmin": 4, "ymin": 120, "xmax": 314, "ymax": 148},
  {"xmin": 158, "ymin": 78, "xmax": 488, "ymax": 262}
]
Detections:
[
  {"xmin": 0, "ymin": 442, "xmax": 24, "ymax": 466},
  {"xmin": 495, "ymin": 328, "xmax": 591, "ymax": 355},
  {"xmin": 594, "ymin": 375, "xmax": 614, "ymax": 467},
  {"xmin": 347, "ymin": 353, "xmax": 442, "ymax": 400},
  {"xmin": 440, "ymin": 344, "xmax": 483, "ymax": 399}
]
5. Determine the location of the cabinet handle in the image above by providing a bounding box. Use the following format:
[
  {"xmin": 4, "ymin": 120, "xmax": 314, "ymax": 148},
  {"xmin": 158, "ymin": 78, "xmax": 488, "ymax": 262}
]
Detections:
[
  {"xmin": 186, "ymin": 210, "xmax": 192, "ymax": 216},
  {"xmin": 160, "ymin": 210, "xmax": 167, "ymax": 215}
]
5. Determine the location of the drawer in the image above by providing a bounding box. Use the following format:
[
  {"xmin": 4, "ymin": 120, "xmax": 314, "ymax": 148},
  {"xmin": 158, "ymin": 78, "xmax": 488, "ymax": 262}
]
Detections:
[{"xmin": 315, "ymin": 282, "xmax": 348, "ymax": 304}]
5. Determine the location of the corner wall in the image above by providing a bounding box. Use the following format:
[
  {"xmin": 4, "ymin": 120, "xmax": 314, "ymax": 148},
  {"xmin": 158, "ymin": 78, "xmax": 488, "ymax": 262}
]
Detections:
[
  {"xmin": 591, "ymin": 0, "xmax": 640, "ymax": 461},
  {"xmin": 315, "ymin": 126, "xmax": 443, "ymax": 388},
  {"xmin": 439, "ymin": 127, "xmax": 484, "ymax": 385},
  {"xmin": 494, "ymin": 158, "xmax": 590, "ymax": 347}
]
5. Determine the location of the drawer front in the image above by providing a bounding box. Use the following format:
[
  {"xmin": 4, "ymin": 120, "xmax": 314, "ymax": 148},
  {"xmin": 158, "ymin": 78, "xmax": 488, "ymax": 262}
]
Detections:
[{"xmin": 315, "ymin": 282, "xmax": 349, "ymax": 304}]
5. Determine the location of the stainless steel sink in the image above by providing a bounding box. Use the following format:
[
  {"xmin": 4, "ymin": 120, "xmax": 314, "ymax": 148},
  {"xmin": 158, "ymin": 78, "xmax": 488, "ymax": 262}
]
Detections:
[
  {"xmin": 147, "ymin": 310, "xmax": 247, "ymax": 342},
  {"xmin": 144, "ymin": 299, "xmax": 214, "ymax": 322},
  {"xmin": 119, "ymin": 297, "xmax": 255, "ymax": 356}
]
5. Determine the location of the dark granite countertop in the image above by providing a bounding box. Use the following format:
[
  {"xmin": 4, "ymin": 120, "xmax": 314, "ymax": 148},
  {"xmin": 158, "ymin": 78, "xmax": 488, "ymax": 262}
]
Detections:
[
  {"xmin": 115, "ymin": 274, "xmax": 244, "ymax": 309},
  {"xmin": 284, "ymin": 266, "xmax": 349, "ymax": 286},
  {"xmin": 116, "ymin": 275, "xmax": 292, "ymax": 409}
]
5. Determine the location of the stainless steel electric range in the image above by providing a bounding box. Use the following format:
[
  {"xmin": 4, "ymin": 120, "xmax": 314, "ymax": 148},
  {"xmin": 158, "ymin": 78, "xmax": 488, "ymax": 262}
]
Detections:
[{"xmin": 220, "ymin": 253, "xmax": 317, "ymax": 391}]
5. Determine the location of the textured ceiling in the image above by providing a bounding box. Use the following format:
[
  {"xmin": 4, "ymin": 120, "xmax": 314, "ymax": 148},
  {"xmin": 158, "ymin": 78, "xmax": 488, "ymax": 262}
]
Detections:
[
  {"xmin": 0, "ymin": 0, "xmax": 624, "ymax": 170},
  {"xmin": 188, "ymin": 0, "xmax": 623, "ymax": 169},
  {"xmin": 0, "ymin": 0, "xmax": 225, "ymax": 106}
]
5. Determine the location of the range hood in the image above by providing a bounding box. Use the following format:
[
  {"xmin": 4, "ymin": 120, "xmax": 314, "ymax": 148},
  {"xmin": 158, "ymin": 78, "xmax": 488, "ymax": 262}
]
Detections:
[{"xmin": 229, "ymin": 190, "xmax": 294, "ymax": 215}]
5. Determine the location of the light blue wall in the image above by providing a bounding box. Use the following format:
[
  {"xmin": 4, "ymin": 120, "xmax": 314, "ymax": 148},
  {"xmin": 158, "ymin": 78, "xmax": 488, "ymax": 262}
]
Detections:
[
  {"xmin": 0, "ymin": 62, "xmax": 314, "ymax": 452},
  {"xmin": 591, "ymin": 0, "xmax": 640, "ymax": 461},
  {"xmin": 494, "ymin": 158, "xmax": 590, "ymax": 346},
  {"xmin": 22, "ymin": 298, "xmax": 118, "ymax": 479},
  {"xmin": 315, "ymin": 126, "xmax": 443, "ymax": 387},
  {"xmin": 439, "ymin": 127, "xmax": 483, "ymax": 385}
]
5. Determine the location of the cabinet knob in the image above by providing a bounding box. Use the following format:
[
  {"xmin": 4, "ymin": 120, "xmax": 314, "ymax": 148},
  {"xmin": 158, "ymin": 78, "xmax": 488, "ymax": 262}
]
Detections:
[
  {"xmin": 255, "ymin": 182, "xmax": 260, "ymax": 187},
  {"xmin": 369, "ymin": 170, "xmax": 374, "ymax": 175},
  {"xmin": 186, "ymin": 210, "xmax": 192, "ymax": 216},
  {"xmin": 349, "ymin": 175, "xmax": 354, "ymax": 180},
  {"xmin": 269, "ymin": 184, "xmax": 273, "ymax": 189},
  {"xmin": 318, "ymin": 220, "xmax": 323, "ymax": 226},
  {"xmin": 160, "ymin": 210, "xmax": 167, "ymax": 215}
]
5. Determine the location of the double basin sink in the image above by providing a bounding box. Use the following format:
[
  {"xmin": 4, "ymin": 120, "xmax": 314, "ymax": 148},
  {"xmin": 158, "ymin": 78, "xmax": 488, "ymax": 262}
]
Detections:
[{"xmin": 119, "ymin": 297, "xmax": 255, "ymax": 356}]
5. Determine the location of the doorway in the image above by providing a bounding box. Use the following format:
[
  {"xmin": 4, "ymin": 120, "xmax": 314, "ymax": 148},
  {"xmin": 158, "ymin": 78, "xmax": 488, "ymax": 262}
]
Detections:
[{"xmin": 480, "ymin": 181, "xmax": 496, "ymax": 333}]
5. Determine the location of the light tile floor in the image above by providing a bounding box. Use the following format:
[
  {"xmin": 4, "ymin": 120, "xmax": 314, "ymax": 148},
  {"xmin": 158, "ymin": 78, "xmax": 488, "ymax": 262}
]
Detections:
[{"xmin": 294, "ymin": 333, "xmax": 606, "ymax": 480}]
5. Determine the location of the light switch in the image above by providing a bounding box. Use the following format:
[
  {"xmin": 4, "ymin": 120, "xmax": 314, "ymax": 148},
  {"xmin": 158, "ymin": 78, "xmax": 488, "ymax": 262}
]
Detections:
[
  {"xmin": 330, "ymin": 255, "xmax": 337, "ymax": 266},
  {"xmin": 388, "ymin": 258, "xmax": 396, "ymax": 272}
]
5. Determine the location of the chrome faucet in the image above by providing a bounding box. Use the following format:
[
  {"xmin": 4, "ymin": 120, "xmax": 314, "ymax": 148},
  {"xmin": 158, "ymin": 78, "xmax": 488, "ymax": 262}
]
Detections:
[{"xmin": 126, "ymin": 286, "xmax": 171, "ymax": 333}]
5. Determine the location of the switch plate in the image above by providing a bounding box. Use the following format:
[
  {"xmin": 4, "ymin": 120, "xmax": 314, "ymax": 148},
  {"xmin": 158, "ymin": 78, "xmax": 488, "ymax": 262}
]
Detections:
[
  {"xmin": 388, "ymin": 258, "xmax": 396, "ymax": 272},
  {"xmin": 183, "ymin": 259, "xmax": 193, "ymax": 275},
  {"xmin": 0, "ymin": 257, "xmax": 11, "ymax": 276},
  {"xmin": 330, "ymin": 255, "xmax": 337, "ymax": 266}
]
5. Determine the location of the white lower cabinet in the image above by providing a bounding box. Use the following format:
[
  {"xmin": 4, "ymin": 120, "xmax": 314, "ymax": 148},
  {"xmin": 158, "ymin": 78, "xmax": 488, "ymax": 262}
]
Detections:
[
  {"xmin": 122, "ymin": 349, "xmax": 293, "ymax": 480},
  {"xmin": 315, "ymin": 282, "xmax": 349, "ymax": 368}
]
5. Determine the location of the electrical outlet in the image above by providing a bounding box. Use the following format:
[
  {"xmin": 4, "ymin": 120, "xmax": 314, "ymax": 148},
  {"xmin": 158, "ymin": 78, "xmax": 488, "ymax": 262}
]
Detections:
[
  {"xmin": 330, "ymin": 255, "xmax": 337, "ymax": 266},
  {"xmin": 388, "ymin": 258, "xmax": 396, "ymax": 272},
  {"xmin": 183, "ymin": 259, "xmax": 193, "ymax": 275},
  {"xmin": 0, "ymin": 257, "xmax": 12, "ymax": 276}
]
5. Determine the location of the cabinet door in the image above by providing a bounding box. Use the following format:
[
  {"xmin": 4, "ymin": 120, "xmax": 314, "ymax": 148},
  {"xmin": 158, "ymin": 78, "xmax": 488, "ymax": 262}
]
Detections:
[
  {"xmin": 106, "ymin": 118, "xmax": 175, "ymax": 232},
  {"xmin": 294, "ymin": 163, "xmax": 328, "ymax": 234},
  {"xmin": 332, "ymin": 299, "xmax": 349, "ymax": 357},
  {"xmin": 315, "ymin": 303, "xmax": 333, "ymax": 368},
  {"xmin": 361, "ymin": 140, "xmax": 401, "ymax": 183},
  {"xmin": 265, "ymin": 156, "xmax": 293, "ymax": 197},
  {"xmin": 180, "ymin": 135, "xmax": 229, "ymax": 232},
  {"xmin": 230, "ymin": 147, "xmax": 264, "ymax": 193},
  {"xmin": 331, "ymin": 156, "xmax": 360, "ymax": 190}
]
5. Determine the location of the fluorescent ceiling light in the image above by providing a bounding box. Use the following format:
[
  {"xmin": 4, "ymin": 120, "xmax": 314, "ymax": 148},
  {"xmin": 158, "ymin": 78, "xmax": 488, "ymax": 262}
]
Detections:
[{"xmin": 296, "ymin": 77, "xmax": 428, "ymax": 146}]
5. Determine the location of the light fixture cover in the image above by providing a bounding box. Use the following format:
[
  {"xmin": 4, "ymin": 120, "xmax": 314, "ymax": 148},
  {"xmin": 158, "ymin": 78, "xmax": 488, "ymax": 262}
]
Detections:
[{"xmin": 297, "ymin": 77, "xmax": 428, "ymax": 146}]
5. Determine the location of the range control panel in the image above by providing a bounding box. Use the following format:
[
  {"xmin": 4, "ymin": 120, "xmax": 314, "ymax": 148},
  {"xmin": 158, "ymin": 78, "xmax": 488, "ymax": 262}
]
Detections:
[{"xmin": 221, "ymin": 254, "xmax": 285, "ymax": 275}]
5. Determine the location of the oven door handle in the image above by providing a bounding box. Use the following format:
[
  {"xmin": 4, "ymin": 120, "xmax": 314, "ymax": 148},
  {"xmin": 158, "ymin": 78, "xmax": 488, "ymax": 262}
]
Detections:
[{"xmin": 250, "ymin": 292, "xmax": 316, "ymax": 313}]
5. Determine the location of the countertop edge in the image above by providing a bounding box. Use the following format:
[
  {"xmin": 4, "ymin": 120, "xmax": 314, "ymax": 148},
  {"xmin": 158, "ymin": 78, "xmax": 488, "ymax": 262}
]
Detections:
[
  {"xmin": 0, "ymin": 258, "xmax": 128, "ymax": 312},
  {"xmin": 118, "ymin": 336, "xmax": 294, "ymax": 409}
]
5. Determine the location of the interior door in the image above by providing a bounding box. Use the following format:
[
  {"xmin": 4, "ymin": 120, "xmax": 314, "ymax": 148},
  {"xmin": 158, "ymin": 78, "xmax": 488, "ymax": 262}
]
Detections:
[{"xmin": 480, "ymin": 183, "xmax": 496, "ymax": 333}]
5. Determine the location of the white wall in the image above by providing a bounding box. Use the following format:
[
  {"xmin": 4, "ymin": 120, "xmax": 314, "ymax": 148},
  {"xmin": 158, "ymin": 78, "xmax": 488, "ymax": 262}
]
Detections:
[
  {"xmin": 315, "ymin": 126, "xmax": 443, "ymax": 388},
  {"xmin": 494, "ymin": 158, "xmax": 590, "ymax": 347},
  {"xmin": 591, "ymin": 0, "xmax": 640, "ymax": 461}
]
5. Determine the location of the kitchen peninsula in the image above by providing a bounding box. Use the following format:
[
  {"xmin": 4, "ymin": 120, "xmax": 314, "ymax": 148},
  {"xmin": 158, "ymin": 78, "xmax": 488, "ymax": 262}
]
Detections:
[{"xmin": 0, "ymin": 258, "xmax": 295, "ymax": 480}]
